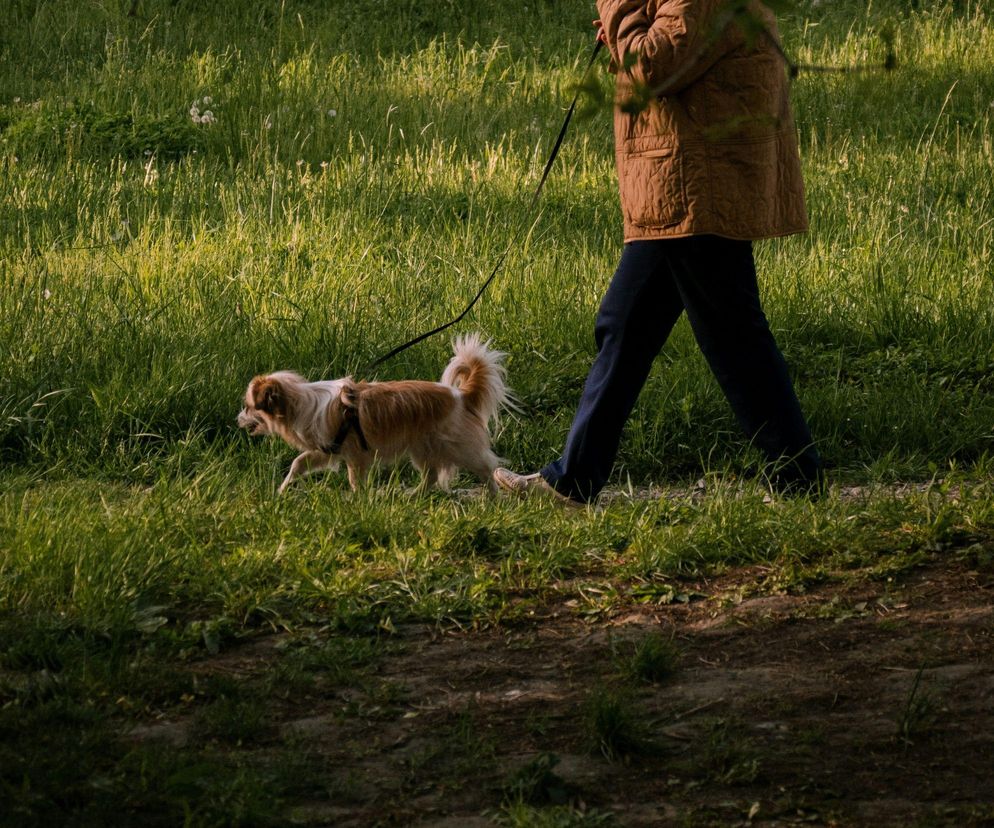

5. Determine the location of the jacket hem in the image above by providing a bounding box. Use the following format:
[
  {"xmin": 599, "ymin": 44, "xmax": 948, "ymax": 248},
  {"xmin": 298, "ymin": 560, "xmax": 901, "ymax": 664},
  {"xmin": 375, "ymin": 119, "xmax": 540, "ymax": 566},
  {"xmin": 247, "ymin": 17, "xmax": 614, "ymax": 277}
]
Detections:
[{"xmin": 622, "ymin": 224, "xmax": 809, "ymax": 244}]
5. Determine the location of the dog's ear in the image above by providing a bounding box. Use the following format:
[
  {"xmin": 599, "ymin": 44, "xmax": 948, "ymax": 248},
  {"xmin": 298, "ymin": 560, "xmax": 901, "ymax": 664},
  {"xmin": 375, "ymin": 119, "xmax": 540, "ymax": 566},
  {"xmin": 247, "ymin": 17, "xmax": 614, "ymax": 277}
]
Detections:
[{"xmin": 251, "ymin": 376, "xmax": 289, "ymax": 418}]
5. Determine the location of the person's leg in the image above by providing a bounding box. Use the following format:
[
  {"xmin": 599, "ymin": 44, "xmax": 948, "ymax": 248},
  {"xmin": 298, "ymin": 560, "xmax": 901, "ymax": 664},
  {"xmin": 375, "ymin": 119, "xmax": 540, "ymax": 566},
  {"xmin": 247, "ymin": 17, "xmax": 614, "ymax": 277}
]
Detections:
[
  {"xmin": 667, "ymin": 235, "xmax": 822, "ymax": 491},
  {"xmin": 540, "ymin": 240, "xmax": 686, "ymax": 501}
]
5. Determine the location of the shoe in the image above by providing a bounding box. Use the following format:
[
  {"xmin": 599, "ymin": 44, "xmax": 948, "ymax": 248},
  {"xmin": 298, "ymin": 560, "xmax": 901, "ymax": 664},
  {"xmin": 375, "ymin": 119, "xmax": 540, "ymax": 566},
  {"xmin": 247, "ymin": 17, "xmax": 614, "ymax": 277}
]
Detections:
[
  {"xmin": 492, "ymin": 468, "xmax": 584, "ymax": 507},
  {"xmin": 768, "ymin": 468, "xmax": 827, "ymax": 500}
]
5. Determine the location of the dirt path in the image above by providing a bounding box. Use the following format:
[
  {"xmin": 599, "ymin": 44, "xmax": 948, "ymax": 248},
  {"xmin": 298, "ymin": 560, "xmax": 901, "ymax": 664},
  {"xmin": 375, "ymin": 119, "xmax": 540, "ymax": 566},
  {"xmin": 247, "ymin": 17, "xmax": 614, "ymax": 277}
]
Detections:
[{"xmin": 131, "ymin": 560, "xmax": 994, "ymax": 826}]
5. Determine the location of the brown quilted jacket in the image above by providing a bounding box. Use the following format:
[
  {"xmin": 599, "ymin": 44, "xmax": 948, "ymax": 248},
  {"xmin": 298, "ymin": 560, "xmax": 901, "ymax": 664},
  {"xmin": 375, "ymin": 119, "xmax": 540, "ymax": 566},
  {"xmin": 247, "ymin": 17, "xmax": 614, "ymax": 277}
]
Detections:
[{"xmin": 595, "ymin": 0, "xmax": 807, "ymax": 241}]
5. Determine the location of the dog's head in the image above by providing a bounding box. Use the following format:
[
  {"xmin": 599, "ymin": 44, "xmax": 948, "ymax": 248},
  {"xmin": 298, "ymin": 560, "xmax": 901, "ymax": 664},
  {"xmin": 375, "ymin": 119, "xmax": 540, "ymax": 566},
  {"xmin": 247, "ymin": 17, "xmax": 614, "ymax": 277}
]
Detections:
[{"xmin": 237, "ymin": 372, "xmax": 301, "ymax": 436}]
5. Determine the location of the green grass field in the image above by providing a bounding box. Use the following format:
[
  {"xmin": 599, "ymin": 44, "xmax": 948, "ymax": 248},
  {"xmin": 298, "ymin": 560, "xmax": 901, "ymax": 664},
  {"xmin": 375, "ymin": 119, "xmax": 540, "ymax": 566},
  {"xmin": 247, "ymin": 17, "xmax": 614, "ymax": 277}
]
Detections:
[{"xmin": 2, "ymin": 0, "xmax": 994, "ymax": 824}]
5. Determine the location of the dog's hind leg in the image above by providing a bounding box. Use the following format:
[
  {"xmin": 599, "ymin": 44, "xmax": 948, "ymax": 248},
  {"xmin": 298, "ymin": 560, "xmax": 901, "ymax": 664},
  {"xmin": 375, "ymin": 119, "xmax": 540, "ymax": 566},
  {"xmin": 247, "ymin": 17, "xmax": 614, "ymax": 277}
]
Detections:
[
  {"xmin": 412, "ymin": 466, "xmax": 439, "ymax": 496},
  {"xmin": 448, "ymin": 442, "xmax": 498, "ymax": 495},
  {"xmin": 467, "ymin": 459, "xmax": 499, "ymax": 495},
  {"xmin": 435, "ymin": 466, "xmax": 459, "ymax": 491},
  {"xmin": 279, "ymin": 450, "xmax": 337, "ymax": 494}
]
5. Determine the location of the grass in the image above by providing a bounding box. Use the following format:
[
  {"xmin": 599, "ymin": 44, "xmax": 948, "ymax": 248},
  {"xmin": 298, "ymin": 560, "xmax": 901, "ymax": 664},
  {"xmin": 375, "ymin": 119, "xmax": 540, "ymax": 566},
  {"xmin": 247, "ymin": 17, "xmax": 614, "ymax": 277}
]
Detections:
[
  {"xmin": 583, "ymin": 687, "xmax": 656, "ymax": 760},
  {"xmin": 615, "ymin": 632, "xmax": 681, "ymax": 684},
  {"xmin": 495, "ymin": 802, "xmax": 617, "ymax": 828},
  {"xmin": 686, "ymin": 718, "xmax": 763, "ymax": 786},
  {"xmin": 895, "ymin": 664, "xmax": 939, "ymax": 746},
  {"xmin": 1, "ymin": 0, "xmax": 994, "ymax": 822},
  {"xmin": 502, "ymin": 752, "xmax": 571, "ymax": 806}
]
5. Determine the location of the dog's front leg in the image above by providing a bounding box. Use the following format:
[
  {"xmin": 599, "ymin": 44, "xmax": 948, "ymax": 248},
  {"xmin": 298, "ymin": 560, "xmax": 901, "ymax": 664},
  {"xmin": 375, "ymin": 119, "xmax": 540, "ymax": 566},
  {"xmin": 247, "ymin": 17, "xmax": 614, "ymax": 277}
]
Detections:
[
  {"xmin": 346, "ymin": 457, "xmax": 371, "ymax": 491},
  {"xmin": 279, "ymin": 450, "xmax": 335, "ymax": 494}
]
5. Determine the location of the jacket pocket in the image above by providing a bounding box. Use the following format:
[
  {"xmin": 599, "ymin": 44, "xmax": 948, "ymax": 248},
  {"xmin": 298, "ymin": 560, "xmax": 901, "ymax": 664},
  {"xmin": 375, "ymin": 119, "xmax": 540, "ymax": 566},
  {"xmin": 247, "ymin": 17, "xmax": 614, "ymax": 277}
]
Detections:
[{"xmin": 619, "ymin": 147, "xmax": 687, "ymax": 229}]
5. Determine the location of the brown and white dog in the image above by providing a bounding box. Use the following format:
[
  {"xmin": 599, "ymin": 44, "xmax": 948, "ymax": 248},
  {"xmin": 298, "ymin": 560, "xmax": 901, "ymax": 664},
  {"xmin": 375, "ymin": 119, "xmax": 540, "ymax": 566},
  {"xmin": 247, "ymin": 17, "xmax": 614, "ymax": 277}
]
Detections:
[{"xmin": 237, "ymin": 335, "xmax": 511, "ymax": 494}]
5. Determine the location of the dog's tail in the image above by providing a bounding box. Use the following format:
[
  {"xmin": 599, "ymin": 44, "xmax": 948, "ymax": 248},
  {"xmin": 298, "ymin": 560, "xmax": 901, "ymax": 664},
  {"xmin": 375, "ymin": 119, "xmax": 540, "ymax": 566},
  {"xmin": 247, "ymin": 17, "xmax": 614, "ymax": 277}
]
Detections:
[{"xmin": 440, "ymin": 333, "xmax": 513, "ymax": 424}]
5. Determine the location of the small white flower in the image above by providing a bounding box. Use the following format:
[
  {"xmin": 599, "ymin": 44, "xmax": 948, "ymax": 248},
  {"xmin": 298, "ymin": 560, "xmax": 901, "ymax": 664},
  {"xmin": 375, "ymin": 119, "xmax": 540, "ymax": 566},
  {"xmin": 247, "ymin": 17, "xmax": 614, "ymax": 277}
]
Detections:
[
  {"xmin": 190, "ymin": 99, "xmax": 217, "ymax": 125},
  {"xmin": 42, "ymin": 289, "xmax": 52, "ymax": 300},
  {"xmin": 143, "ymin": 156, "xmax": 159, "ymax": 187},
  {"xmin": 202, "ymin": 95, "xmax": 212, "ymax": 105},
  {"xmin": 320, "ymin": 161, "xmax": 329, "ymax": 169},
  {"xmin": 110, "ymin": 221, "xmax": 128, "ymax": 242},
  {"xmin": 13, "ymin": 96, "xmax": 20, "ymax": 103},
  {"xmin": 899, "ymin": 205, "xmax": 909, "ymax": 214},
  {"xmin": 327, "ymin": 108, "xmax": 337, "ymax": 117}
]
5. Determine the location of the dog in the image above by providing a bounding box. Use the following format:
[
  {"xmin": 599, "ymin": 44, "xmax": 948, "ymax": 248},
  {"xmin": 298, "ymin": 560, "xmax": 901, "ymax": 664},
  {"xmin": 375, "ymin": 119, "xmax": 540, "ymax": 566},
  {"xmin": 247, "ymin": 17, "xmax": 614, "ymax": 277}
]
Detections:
[{"xmin": 237, "ymin": 334, "xmax": 511, "ymax": 494}]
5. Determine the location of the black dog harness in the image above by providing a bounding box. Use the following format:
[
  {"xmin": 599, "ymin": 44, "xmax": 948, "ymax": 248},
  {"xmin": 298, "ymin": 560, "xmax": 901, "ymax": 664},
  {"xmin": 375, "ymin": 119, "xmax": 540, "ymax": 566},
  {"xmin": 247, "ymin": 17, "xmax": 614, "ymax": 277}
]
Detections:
[{"xmin": 322, "ymin": 389, "xmax": 369, "ymax": 455}]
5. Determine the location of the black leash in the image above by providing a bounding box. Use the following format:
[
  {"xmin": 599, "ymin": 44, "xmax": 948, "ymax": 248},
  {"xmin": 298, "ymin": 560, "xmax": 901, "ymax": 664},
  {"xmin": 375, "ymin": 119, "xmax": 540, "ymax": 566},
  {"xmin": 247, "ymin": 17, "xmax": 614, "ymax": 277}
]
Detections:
[{"xmin": 365, "ymin": 39, "xmax": 604, "ymax": 374}]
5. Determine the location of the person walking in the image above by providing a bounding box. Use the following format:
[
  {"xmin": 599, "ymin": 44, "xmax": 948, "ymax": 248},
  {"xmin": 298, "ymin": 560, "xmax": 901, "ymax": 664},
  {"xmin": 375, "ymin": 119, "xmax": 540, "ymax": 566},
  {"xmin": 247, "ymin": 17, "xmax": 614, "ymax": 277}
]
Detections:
[{"xmin": 495, "ymin": 0, "xmax": 823, "ymax": 504}]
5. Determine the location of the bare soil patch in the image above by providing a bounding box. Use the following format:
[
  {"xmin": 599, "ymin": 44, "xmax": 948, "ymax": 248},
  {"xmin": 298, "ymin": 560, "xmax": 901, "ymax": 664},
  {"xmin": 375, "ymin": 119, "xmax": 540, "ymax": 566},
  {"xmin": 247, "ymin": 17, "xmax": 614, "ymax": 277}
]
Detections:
[{"xmin": 130, "ymin": 559, "xmax": 994, "ymax": 826}]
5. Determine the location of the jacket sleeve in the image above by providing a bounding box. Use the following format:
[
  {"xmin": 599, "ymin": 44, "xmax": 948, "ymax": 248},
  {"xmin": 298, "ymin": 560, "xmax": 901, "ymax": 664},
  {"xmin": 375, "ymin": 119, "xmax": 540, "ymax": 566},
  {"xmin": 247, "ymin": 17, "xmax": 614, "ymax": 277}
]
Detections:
[{"xmin": 595, "ymin": 0, "xmax": 741, "ymax": 95}]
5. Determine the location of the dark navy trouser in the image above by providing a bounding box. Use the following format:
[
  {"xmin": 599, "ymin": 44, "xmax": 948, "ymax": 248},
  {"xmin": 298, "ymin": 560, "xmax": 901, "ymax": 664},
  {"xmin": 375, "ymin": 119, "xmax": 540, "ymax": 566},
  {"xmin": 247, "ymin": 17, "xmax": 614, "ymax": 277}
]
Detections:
[{"xmin": 541, "ymin": 236, "xmax": 822, "ymax": 502}]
